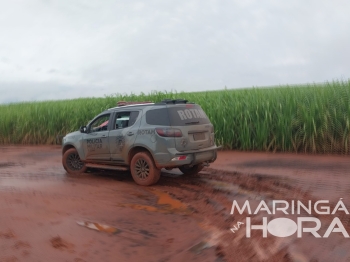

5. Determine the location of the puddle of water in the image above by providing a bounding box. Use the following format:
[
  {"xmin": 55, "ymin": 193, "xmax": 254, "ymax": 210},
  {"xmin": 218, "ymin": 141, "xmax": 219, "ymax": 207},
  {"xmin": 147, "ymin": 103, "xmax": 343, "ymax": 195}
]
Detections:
[
  {"xmin": 201, "ymin": 178, "xmax": 240, "ymax": 193},
  {"xmin": 76, "ymin": 221, "xmax": 119, "ymax": 234},
  {"xmin": 0, "ymin": 179, "xmax": 64, "ymax": 191},
  {"xmin": 187, "ymin": 226, "xmax": 223, "ymax": 254},
  {"xmin": 188, "ymin": 240, "xmax": 212, "ymax": 254},
  {"xmin": 190, "ymin": 221, "xmax": 228, "ymax": 255},
  {"xmin": 117, "ymin": 188, "xmax": 190, "ymax": 214},
  {"xmin": 201, "ymin": 178, "xmax": 264, "ymax": 200},
  {"xmin": 0, "ymin": 162, "xmax": 19, "ymax": 168}
]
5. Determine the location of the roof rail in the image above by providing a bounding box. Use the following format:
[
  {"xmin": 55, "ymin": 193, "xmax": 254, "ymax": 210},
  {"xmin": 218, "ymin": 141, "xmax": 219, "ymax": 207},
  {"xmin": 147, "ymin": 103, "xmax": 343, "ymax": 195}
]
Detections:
[
  {"xmin": 160, "ymin": 99, "xmax": 189, "ymax": 104},
  {"xmin": 117, "ymin": 101, "xmax": 153, "ymax": 107},
  {"xmin": 108, "ymin": 101, "xmax": 154, "ymax": 110}
]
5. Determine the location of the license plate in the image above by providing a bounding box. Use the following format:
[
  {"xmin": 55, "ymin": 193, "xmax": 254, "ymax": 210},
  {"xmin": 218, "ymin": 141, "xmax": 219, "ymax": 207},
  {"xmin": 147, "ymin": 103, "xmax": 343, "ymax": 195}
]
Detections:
[{"xmin": 193, "ymin": 132, "xmax": 205, "ymax": 141}]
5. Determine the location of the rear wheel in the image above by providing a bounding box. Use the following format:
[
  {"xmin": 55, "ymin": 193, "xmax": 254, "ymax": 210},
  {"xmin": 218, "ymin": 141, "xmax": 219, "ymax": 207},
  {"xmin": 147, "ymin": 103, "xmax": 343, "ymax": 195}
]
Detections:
[
  {"xmin": 130, "ymin": 152, "xmax": 161, "ymax": 186},
  {"xmin": 179, "ymin": 164, "xmax": 203, "ymax": 175},
  {"xmin": 62, "ymin": 148, "xmax": 87, "ymax": 175}
]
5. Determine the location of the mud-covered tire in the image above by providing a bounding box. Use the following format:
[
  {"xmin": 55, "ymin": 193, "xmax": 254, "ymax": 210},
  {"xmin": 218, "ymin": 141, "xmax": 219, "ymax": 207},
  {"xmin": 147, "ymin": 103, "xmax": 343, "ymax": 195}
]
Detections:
[
  {"xmin": 62, "ymin": 148, "xmax": 87, "ymax": 175},
  {"xmin": 179, "ymin": 164, "xmax": 203, "ymax": 175},
  {"xmin": 152, "ymin": 168, "xmax": 161, "ymax": 184},
  {"xmin": 130, "ymin": 152, "xmax": 161, "ymax": 186}
]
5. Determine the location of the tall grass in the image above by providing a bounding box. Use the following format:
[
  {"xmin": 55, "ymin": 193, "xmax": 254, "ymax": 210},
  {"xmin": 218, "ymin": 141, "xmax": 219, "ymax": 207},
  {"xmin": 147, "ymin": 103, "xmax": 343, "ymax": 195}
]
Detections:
[{"xmin": 0, "ymin": 80, "xmax": 350, "ymax": 154}]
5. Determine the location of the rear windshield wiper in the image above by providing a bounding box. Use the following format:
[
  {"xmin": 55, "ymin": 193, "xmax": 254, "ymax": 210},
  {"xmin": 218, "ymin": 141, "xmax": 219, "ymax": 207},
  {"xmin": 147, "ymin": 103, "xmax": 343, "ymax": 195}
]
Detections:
[{"xmin": 185, "ymin": 121, "xmax": 200, "ymax": 125}]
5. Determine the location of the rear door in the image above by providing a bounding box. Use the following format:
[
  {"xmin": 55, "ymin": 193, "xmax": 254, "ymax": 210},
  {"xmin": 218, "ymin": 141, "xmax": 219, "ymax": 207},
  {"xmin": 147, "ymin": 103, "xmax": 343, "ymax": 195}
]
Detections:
[
  {"xmin": 167, "ymin": 104, "xmax": 213, "ymax": 152},
  {"xmin": 109, "ymin": 110, "xmax": 141, "ymax": 162}
]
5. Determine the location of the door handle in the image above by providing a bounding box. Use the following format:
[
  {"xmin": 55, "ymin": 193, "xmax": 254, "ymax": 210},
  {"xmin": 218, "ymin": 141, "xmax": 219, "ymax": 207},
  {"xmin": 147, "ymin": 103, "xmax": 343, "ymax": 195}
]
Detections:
[
  {"xmin": 127, "ymin": 131, "xmax": 134, "ymax": 136},
  {"xmin": 102, "ymin": 135, "xmax": 107, "ymax": 138}
]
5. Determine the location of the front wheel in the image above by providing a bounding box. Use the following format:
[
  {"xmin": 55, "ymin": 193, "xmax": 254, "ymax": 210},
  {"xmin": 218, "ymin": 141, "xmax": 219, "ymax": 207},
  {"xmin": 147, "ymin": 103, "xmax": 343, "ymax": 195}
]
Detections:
[
  {"xmin": 62, "ymin": 148, "xmax": 87, "ymax": 175},
  {"xmin": 179, "ymin": 164, "xmax": 203, "ymax": 175},
  {"xmin": 130, "ymin": 152, "xmax": 161, "ymax": 186}
]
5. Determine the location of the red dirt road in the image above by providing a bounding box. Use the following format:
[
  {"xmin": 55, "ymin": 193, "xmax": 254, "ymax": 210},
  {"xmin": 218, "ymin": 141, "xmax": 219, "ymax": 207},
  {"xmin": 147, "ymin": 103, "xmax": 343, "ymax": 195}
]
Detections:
[
  {"xmin": 212, "ymin": 151, "xmax": 350, "ymax": 202},
  {"xmin": 0, "ymin": 146, "xmax": 350, "ymax": 262}
]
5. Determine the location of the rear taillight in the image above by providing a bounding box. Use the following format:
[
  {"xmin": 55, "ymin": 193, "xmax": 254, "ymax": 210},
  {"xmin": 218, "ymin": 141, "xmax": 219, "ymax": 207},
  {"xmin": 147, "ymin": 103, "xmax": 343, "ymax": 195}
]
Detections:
[
  {"xmin": 156, "ymin": 128, "xmax": 183, "ymax": 137},
  {"xmin": 171, "ymin": 155, "xmax": 187, "ymax": 161}
]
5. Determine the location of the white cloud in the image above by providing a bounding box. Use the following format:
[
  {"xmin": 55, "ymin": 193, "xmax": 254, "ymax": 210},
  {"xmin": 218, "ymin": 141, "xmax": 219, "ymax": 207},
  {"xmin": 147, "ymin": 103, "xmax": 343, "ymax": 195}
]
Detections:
[{"xmin": 0, "ymin": 0, "xmax": 349, "ymax": 103}]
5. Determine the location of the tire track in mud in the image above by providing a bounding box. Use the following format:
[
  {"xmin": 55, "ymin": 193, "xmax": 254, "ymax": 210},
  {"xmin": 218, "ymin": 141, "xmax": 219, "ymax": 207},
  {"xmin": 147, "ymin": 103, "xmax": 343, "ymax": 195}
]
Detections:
[
  {"xmin": 157, "ymin": 168, "xmax": 350, "ymax": 262},
  {"xmin": 157, "ymin": 169, "xmax": 292, "ymax": 261}
]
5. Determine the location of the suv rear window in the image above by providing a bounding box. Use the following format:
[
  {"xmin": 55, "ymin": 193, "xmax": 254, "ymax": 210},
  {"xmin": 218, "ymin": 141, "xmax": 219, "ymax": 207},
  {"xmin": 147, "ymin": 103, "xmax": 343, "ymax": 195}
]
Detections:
[
  {"xmin": 145, "ymin": 108, "xmax": 170, "ymax": 126},
  {"xmin": 146, "ymin": 105, "xmax": 210, "ymax": 126}
]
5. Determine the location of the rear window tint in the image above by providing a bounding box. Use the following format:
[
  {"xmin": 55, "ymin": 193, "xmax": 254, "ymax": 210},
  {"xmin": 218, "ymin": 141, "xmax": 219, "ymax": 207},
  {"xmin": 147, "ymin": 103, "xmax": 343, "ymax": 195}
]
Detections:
[
  {"xmin": 167, "ymin": 105, "xmax": 210, "ymax": 126},
  {"xmin": 146, "ymin": 108, "xmax": 170, "ymax": 126},
  {"xmin": 145, "ymin": 105, "xmax": 210, "ymax": 126}
]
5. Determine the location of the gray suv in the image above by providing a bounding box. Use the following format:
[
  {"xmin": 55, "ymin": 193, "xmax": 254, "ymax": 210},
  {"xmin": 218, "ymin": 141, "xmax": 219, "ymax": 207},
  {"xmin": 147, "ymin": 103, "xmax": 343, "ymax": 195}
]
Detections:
[{"xmin": 62, "ymin": 99, "xmax": 220, "ymax": 186}]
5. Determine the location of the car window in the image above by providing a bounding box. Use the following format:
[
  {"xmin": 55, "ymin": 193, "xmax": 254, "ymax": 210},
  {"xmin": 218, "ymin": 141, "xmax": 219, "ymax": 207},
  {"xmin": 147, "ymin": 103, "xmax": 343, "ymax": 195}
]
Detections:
[
  {"xmin": 146, "ymin": 105, "xmax": 210, "ymax": 126},
  {"xmin": 115, "ymin": 111, "xmax": 139, "ymax": 129},
  {"xmin": 89, "ymin": 114, "xmax": 110, "ymax": 133},
  {"xmin": 145, "ymin": 108, "xmax": 170, "ymax": 126},
  {"xmin": 167, "ymin": 105, "xmax": 210, "ymax": 126}
]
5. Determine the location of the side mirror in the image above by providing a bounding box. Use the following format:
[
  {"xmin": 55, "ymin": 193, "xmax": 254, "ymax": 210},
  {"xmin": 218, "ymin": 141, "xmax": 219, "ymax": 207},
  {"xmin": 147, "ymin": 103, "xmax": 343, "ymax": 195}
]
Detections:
[{"xmin": 80, "ymin": 126, "xmax": 87, "ymax": 133}]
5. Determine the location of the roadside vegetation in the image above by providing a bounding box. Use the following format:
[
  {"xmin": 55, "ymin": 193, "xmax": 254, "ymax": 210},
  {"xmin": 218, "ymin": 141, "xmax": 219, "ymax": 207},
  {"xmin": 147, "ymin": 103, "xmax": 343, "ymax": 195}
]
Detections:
[{"xmin": 1, "ymin": 80, "xmax": 349, "ymax": 154}]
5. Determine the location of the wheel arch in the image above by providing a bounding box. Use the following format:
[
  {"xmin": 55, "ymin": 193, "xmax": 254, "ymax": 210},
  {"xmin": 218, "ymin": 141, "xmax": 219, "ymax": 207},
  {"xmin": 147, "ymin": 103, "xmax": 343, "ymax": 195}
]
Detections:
[
  {"xmin": 62, "ymin": 144, "xmax": 76, "ymax": 155},
  {"xmin": 128, "ymin": 146, "xmax": 155, "ymax": 165}
]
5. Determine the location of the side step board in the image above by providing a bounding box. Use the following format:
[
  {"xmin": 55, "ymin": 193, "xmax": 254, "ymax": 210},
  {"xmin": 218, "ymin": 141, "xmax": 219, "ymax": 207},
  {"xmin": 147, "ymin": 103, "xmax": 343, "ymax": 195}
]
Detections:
[{"xmin": 85, "ymin": 163, "xmax": 129, "ymax": 171}]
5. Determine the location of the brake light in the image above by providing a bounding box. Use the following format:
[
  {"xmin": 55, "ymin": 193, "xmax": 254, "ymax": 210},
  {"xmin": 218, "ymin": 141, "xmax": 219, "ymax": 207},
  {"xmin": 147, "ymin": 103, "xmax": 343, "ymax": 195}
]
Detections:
[
  {"xmin": 156, "ymin": 128, "xmax": 183, "ymax": 137},
  {"xmin": 171, "ymin": 155, "xmax": 187, "ymax": 161}
]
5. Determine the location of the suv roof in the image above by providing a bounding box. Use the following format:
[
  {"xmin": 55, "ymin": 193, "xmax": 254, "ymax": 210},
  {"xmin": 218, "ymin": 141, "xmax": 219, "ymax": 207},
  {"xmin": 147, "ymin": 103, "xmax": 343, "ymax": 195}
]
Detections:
[
  {"xmin": 108, "ymin": 103, "xmax": 155, "ymax": 111},
  {"xmin": 107, "ymin": 99, "xmax": 194, "ymax": 112}
]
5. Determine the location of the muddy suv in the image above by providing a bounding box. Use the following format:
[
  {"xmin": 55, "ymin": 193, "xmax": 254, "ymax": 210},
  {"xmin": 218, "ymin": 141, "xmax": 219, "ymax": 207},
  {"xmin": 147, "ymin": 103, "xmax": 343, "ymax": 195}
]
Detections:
[{"xmin": 62, "ymin": 99, "xmax": 220, "ymax": 186}]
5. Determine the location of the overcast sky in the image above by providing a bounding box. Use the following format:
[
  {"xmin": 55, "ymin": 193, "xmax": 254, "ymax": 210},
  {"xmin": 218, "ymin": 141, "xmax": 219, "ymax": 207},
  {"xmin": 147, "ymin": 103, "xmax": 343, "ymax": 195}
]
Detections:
[{"xmin": 0, "ymin": 0, "xmax": 349, "ymax": 104}]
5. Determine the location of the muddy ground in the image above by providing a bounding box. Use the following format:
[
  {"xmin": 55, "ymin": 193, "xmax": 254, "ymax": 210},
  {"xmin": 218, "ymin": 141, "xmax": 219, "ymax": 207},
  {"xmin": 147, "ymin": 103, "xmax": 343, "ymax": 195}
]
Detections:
[{"xmin": 0, "ymin": 146, "xmax": 350, "ymax": 262}]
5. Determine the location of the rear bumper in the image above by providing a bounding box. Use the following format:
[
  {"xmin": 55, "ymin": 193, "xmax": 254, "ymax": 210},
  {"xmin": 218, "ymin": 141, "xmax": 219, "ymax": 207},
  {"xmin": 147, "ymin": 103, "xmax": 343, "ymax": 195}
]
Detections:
[
  {"xmin": 189, "ymin": 148, "xmax": 218, "ymax": 165},
  {"xmin": 175, "ymin": 145, "xmax": 222, "ymax": 155},
  {"xmin": 154, "ymin": 145, "xmax": 221, "ymax": 169}
]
